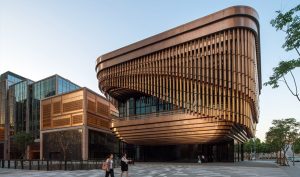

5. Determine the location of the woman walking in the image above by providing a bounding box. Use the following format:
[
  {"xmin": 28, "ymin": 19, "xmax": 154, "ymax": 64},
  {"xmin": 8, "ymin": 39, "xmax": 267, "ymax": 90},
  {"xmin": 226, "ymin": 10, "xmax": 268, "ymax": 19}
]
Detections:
[
  {"xmin": 120, "ymin": 153, "xmax": 131, "ymax": 177},
  {"xmin": 105, "ymin": 154, "xmax": 114, "ymax": 177}
]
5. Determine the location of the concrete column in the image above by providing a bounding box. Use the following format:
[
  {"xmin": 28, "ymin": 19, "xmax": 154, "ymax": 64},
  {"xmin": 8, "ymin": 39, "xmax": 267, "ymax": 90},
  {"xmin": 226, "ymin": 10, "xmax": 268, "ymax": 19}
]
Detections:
[
  {"xmin": 40, "ymin": 132, "xmax": 43, "ymax": 160},
  {"xmin": 82, "ymin": 88, "xmax": 88, "ymax": 160},
  {"xmin": 25, "ymin": 84, "xmax": 30, "ymax": 133},
  {"xmin": 4, "ymin": 124, "xmax": 10, "ymax": 160},
  {"xmin": 3, "ymin": 81, "xmax": 10, "ymax": 160},
  {"xmin": 136, "ymin": 146, "xmax": 140, "ymax": 160},
  {"xmin": 82, "ymin": 127, "xmax": 88, "ymax": 160}
]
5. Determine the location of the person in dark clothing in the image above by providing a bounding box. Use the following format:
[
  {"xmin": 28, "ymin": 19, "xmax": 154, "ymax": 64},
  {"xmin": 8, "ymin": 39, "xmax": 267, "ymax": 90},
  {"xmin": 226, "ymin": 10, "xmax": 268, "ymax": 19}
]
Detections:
[{"xmin": 121, "ymin": 153, "xmax": 131, "ymax": 177}]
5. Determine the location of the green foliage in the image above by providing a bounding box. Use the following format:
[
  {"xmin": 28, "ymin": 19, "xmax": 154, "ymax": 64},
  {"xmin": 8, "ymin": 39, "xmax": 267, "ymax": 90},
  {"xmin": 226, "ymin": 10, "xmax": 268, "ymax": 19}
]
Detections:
[
  {"xmin": 259, "ymin": 141, "xmax": 272, "ymax": 153},
  {"xmin": 265, "ymin": 118, "xmax": 300, "ymax": 165},
  {"xmin": 264, "ymin": 59, "xmax": 300, "ymax": 88},
  {"xmin": 270, "ymin": 4, "xmax": 300, "ymax": 51},
  {"xmin": 294, "ymin": 138, "xmax": 300, "ymax": 154},
  {"xmin": 14, "ymin": 131, "xmax": 34, "ymax": 159},
  {"xmin": 265, "ymin": 4, "xmax": 300, "ymax": 102},
  {"xmin": 244, "ymin": 138, "xmax": 272, "ymax": 154}
]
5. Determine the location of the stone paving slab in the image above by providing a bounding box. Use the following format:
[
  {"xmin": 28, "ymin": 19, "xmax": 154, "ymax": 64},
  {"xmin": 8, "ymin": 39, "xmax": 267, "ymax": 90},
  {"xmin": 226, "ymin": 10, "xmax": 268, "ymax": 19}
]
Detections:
[{"xmin": 0, "ymin": 162, "xmax": 290, "ymax": 177}]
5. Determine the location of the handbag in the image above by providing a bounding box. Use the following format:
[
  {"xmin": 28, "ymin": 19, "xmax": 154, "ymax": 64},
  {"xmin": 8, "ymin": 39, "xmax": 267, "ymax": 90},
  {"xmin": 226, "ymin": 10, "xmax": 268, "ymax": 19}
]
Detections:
[{"xmin": 101, "ymin": 161, "xmax": 108, "ymax": 171}]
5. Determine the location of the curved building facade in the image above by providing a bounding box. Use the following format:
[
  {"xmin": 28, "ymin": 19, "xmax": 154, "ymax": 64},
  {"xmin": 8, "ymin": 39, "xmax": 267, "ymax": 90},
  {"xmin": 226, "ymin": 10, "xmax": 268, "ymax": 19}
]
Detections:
[{"xmin": 96, "ymin": 6, "xmax": 261, "ymax": 162}]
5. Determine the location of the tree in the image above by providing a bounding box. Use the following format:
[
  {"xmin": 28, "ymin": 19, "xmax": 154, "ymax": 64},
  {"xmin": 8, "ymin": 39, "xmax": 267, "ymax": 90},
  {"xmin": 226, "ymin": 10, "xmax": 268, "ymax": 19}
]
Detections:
[
  {"xmin": 244, "ymin": 138, "xmax": 261, "ymax": 153},
  {"xmin": 244, "ymin": 138, "xmax": 272, "ymax": 160},
  {"xmin": 264, "ymin": 4, "xmax": 300, "ymax": 102},
  {"xmin": 294, "ymin": 137, "xmax": 300, "ymax": 154},
  {"xmin": 259, "ymin": 142, "xmax": 272, "ymax": 154},
  {"xmin": 13, "ymin": 131, "xmax": 34, "ymax": 159},
  {"xmin": 265, "ymin": 118, "xmax": 300, "ymax": 165},
  {"xmin": 50, "ymin": 130, "xmax": 80, "ymax": 161}
]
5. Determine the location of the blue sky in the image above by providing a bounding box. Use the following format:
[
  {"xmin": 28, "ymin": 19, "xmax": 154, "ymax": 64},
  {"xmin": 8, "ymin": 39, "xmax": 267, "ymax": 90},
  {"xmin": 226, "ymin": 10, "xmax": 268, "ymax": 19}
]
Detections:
[{"xmin": 0, "ymin": 0, "xmax": 299, "ymax": 141}]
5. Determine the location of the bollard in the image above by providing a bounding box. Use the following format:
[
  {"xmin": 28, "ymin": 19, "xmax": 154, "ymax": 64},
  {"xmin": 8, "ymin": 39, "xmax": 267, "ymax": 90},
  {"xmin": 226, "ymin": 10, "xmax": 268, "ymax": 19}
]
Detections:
[
  {"xmin": 14, "ymin": 160, "xmax": 17, "ymax": 169},
  {"xmin": 21, "ymin": 160, "xmax": 24, "ymax": 169},
  {"xmin": 64, "ymin": 160, "xmax": 67, "ymax": 170},
  {"xmin": 46, "ymin": 160, "xmax": 49, "ymax": 171},
  {"xmin": 1, "ymin": 160, "xmax": 4, "ymax": 168},
  {"xmin": 38, "ymin": 160, "xmax": 40, "ymax": 170},
  {"xmin": 8, "ymin": 160, "xmax": 10, "ymax": 168},
  {"xmin": 29, "ymin": 160, "xmax": 32, "ymax": 170}
]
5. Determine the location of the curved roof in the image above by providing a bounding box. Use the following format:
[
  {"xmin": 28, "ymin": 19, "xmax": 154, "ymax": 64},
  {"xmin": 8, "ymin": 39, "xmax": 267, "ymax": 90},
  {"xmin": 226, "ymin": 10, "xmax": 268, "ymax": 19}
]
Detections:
[{"xmin": 96, "ymin": 6, "xmax": 261, "ymax": 89}]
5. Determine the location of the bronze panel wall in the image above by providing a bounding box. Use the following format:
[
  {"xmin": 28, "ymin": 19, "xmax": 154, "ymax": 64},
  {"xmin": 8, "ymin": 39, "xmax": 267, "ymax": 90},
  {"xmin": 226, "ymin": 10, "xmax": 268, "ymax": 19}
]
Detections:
[
  {"xmin": 96, "ymin": 6, "xmax": 261, "ymax": 145},
  {"xmin": 86, "ymin": 90, "xmax": 111, "ymax": 130},
  {"xmin": 41, "ymin": 88, "xmax": 113, "ymax": 131},
  {"xmin": 41, "ymin": 89, "xmax": 84, "ymax": 130}
]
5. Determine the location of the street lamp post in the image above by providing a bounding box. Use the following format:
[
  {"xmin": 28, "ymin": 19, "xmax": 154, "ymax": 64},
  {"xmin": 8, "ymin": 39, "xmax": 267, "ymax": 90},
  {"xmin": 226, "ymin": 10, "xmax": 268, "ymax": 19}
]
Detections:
[
  {"xmin": 292, "ymin": 144, "xmax": 295, "ymax": 166},
  {"xmin": 253, "ymin": 138, "xmax": 256, "ymax": 160}
]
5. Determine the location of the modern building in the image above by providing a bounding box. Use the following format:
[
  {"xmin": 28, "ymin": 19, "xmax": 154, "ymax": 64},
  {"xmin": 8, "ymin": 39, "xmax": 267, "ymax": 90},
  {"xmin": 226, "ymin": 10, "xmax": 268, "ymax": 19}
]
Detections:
[
  {"xmin": 96, "ymin": 6, "xmax": 261, "ymax": 162},
  {"xmin": 0, "ymin": 71, "xmax": 80, "ymax": 159},
  {"xmin": 0, "ymin": 72, "xmax": 29, "ymax": 159},
  {"xmin": 40, "ymin": 88, "xmax": 117, "ymax": 160}
]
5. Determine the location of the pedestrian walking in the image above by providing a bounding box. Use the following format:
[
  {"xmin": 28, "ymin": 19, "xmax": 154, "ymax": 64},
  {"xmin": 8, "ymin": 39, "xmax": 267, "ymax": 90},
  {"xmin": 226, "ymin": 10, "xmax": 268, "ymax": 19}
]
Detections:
[
  {"xmin": 201, "ymin": 155, "xmax": 205, "ymax": 163},
  {"xmin": 121, "ymin": 153, "xmax": 132, "ymax": 177},
  {"xmin": 197, "ymin": 155, "xmax": 202, "ymax": 164},
  {"xmin": 105, "ymin": 154, "xmax": 114, "ymax": 177}
]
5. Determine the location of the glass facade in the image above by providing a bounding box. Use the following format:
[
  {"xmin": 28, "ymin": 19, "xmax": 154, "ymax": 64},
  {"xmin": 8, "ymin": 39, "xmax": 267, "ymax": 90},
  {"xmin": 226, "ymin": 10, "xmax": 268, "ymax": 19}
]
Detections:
[
  {"xmin": 0, "ymin": 72, "xmax": 26, "ymax": 125},
  {"xmin": 9, "ymin": 80, "xmax": 33, "ymax": 132},
  {"xmin": 88, "ymin": 129, "xmax": 118, "ymax": 159},
  {"xmin": 234, "ymin": 140, "xmax": 244, "ymax": 162},
  {"xmin": 118, "ymin": 96, "xmax": 175, "ymax": 118},
  {"xmin": 133, "ymin": 141, "xmax": 235, "ymax": 162},
  {"xmin": 43, "ymin": 129, "xmax": 82, "ymax": 160},
  {"xmin": 57, "ymin": 76, "xmax": 79, "ymax": 94},
  {"xmin": 7, "ymin": 74, "xmax": 23, "ymax": 87},
  {"xmin": 31, "ymin": 76, "xmax": 56, "ymax": 138}
]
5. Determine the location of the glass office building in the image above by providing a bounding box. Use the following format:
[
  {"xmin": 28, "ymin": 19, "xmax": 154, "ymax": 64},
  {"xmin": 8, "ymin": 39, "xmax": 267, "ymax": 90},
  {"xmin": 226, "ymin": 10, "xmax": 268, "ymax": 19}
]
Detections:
[
  {"xmin": 9, "ymin": 80, "xmax": 33, "ymax": 133},
  {"xmin": 0, "ymin": 71, "xmax": 80, "ymax": 159},
  {"xmin": 0, "ymin": 72, "xmax": 28, "ymax": 159},
  {"xmin": 0, "ymin": 72, "xmax": 27, "ymax": 126}
]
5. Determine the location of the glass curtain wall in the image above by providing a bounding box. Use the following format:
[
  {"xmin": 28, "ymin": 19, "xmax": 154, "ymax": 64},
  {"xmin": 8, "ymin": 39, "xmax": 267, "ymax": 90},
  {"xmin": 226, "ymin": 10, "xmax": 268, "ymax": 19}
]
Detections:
[
  {"xmin": 118, "ymin": 96, "xmax": 175, "ymax": 118},
  {"xmin": 7, "ymin": 74, "xmax": 23, "ymax": 87},
  {"xmin": 57, "ymin": 76, "xmax": 79, "ymax": 94},
  {"xmin": 88, "ymin": 129, "xmax": 118, "ymax": 159},
  {"xmin": 0, "ymin": 72, "xmax": 25, "ymax": 125},
  {"xmin": 9, "ymin": 80, "xmax": 33, "ymax": 133},
  {"xmin": 31, "ymin": 76, "xmax": 56, "ymax": 138},
  {"xmin": 43, "ymin": 129, "xmax": 82, "ymax": 160}
]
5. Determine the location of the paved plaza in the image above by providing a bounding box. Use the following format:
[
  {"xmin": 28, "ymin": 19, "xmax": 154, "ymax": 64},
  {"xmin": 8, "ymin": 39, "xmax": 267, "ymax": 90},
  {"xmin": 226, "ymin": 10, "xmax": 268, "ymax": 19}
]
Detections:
[{"xmin": 0, "ymin": 161, "xmax": 298, "ymax": 177}]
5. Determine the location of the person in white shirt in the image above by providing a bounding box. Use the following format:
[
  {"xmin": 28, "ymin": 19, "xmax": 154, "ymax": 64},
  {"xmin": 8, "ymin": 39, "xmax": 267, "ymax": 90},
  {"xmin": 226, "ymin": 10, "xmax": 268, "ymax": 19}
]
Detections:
[
  {"xmin": 105, "ymin": 154, "xmax": 114, "ymax": 177},
  {"xmin": 121, "ymin": 153, "xmax": 131, "ymax": 177}
]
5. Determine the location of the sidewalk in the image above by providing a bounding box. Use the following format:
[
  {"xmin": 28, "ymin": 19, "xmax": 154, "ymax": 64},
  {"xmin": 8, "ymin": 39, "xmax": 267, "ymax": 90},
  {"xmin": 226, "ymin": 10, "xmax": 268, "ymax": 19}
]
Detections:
[
  {"xmin": 280, "ymin": 163, "xmax": 300, "ymax": 177},
  {"xmin": 0, "ymin": 161, "xmax": 290, "ymax": 177},
  {"xmin": 202, "ymin": 160, "xmax": 279, "ymax": 168}
]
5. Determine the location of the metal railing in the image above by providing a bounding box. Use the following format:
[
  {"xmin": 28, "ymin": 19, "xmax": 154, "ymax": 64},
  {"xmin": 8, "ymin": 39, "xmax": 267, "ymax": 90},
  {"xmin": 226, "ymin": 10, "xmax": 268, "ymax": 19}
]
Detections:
[
  {"xmin": 115, "ymin": 109, "xmax": 186, "ymax": 121},
  {"xmin": 0, "ymin": 159, "xmax": 106, "ymax": 171}
]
